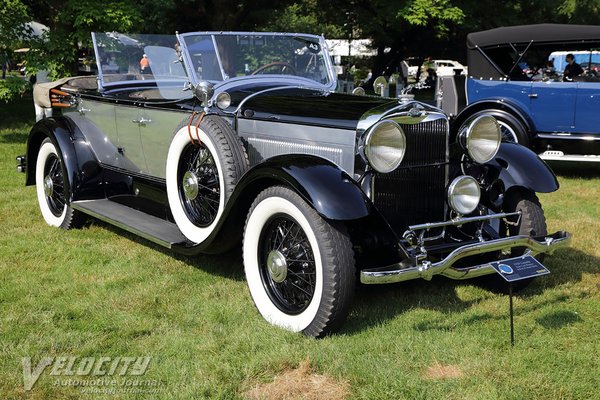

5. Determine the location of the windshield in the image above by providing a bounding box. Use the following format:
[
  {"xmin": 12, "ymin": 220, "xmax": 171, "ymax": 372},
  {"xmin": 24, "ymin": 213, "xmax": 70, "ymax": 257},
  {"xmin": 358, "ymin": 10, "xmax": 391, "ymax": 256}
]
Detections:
[
  {"xmin": 178, "ymin": 33, "xmax": 335, "ymax": 88},
  {"xmin": 92, "ymin": 32, "xmax": 192, "ymax": 100}
]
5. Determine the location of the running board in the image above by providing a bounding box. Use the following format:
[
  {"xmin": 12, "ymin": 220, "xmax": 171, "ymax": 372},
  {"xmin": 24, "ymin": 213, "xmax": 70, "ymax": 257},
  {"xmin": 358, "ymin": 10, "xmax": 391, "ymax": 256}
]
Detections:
[{"xmin": 71, "ymin": 199, "xmax": 187, "ymax": 248}]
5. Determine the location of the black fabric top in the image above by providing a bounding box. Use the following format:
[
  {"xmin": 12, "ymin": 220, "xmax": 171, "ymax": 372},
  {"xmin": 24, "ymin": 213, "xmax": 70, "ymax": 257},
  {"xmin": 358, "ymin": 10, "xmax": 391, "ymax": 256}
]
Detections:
[{"xmin": 467, "ymin": 24, "xmax": 600, "ymax": 49}]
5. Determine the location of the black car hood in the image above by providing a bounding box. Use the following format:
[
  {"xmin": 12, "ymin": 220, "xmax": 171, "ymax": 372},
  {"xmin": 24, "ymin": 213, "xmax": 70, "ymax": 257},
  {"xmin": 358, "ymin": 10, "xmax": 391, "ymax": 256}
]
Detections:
[{"xmin": 227, "ymin": 84, "xmax": 397, "ymax": 130}]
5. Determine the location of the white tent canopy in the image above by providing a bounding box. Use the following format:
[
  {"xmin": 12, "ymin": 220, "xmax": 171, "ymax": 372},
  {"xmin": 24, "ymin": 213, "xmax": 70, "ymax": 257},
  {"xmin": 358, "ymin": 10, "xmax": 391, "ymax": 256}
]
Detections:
[
  {"xmin": 327, "ymin": 39, "xmax": 377, "ymax": 57},
  {"xmin": 21, "ymin": 21, "xmax": 49, "ymax": 39}
]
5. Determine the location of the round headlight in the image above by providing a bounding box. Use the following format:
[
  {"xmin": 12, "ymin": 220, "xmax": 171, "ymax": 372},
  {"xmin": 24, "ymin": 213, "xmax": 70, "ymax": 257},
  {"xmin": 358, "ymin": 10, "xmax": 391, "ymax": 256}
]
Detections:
[
  {"xmin": 459, "ymin": 115, "xmax": 501, "ymax": 164},
  {"xmin": 215, "ymin": 91, "xmax": 231, "ymax": 109},
  {"xmin": 364, "ymin": 120, "xmax": 406, "ymax": 173},
  {"xmin": 447, "ymin": 175, "xmax": 480, "ymax": 215}
]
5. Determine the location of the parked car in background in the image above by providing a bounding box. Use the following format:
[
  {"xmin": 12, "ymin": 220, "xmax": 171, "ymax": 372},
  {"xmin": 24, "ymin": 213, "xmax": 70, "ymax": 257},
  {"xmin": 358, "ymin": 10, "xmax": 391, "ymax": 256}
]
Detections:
[
  {"xmin": 17, "ymin": 31, "xmax": 570, "ymax": 337},
  {"xmin": 433, "ymin": 59, "xmax": 467, "ymax": 76},
  {"xmin": 440, "ymin": 24, "xmax": 600, "ymax": 162},
  {"xmin": 549, "ymin": 50, "xmax": 600, "ymax": 76}
]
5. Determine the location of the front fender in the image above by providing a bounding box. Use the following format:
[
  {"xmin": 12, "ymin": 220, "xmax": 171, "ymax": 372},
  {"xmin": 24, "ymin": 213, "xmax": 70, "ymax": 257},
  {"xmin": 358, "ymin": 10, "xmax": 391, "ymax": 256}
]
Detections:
[
  {"xmin": 488, "ymin": 143, "xmax": 559, "ymax": 193},
  {"xmin": 235, "ymin": 155, "xmax": 373, "ymax": 220}
]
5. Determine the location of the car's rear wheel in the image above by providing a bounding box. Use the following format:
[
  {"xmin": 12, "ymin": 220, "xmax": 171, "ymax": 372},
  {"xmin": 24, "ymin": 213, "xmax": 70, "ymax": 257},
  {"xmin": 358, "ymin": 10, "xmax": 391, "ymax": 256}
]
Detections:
[
  {"xmin": 35, "ymin": 138, "xmax": 84, "ymax": 229},
  {"xmin": 243, "ymin": 186, "xmax": 355, "ymax": 338},
  {"xmin": 166, "ymin": 115, "xmax": 248, "ymax": 244}
]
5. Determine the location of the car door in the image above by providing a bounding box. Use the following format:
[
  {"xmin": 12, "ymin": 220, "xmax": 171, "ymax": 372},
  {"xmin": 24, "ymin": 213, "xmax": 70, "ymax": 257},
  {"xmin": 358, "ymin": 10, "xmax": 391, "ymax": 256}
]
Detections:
[
  {"xmin": 139, "ymin": 106, "xmax": 187, "ymax": 179},
  {"xmin": 530, "ymin": 81, "xmax": 577, "ymax": 132},
  {"xmin": 115, "ymin": 105, "xmax": 149, "ymax": 174},
  {"xmin": 574, "ymin": 80, "xmax": 600, "ymax": 134}
]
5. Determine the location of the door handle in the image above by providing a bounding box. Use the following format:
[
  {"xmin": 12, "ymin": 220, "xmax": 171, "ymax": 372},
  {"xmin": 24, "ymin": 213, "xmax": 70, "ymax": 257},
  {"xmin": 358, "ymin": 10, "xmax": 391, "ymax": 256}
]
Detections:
[
  {"xmin": 132, "ymin": 117, "xmax": 152, "ymax": 125},
  {"xmin": 528, "ymin": 93, "xmax": 538, "ymax": 99},
  {"xmin": 78, "ymin": 107, "xmax": 91, "ymax": 114}
]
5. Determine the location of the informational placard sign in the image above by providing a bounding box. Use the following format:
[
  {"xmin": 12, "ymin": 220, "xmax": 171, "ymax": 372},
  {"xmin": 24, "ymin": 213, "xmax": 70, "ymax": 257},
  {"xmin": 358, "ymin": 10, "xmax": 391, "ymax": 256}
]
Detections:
[{"xmin": 491, "ymin": 255, "xmax": 550, "ymax": 282}]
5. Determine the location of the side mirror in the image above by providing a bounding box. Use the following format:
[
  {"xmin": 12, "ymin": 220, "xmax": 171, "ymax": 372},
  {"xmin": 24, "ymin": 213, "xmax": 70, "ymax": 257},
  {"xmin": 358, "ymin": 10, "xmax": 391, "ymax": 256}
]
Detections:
[
  {"xmin": 373, "ymin": 76, "xmax": 387, "ymax": 96},
  {"xmin": 352, "ymin": 87, "xmax": 365, "ymax": 96}
]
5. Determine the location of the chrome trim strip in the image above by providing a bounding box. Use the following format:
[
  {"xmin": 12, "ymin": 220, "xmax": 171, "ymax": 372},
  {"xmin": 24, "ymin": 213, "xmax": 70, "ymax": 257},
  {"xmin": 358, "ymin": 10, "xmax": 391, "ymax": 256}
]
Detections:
[
  {"xmin": 537, "ymin": 132, "xmax": 600, "ymax": 141},
  {"xmin": 539, "ymin": 152, "xmax": 600, "ymax": 162},
  {"xmin": 409, "ymin": 211, "xmax": 520, "ymax": 231},
  {"xmin": 360, "ymin": 231, "xmax": 571, "ymax": 284}
]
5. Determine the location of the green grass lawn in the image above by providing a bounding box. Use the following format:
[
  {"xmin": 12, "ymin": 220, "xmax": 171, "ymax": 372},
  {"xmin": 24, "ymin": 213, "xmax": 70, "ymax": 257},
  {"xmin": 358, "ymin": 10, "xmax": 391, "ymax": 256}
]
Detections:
[{"xmin": 1, "ymin": 96, "xmax": 599, "ymax": 399}]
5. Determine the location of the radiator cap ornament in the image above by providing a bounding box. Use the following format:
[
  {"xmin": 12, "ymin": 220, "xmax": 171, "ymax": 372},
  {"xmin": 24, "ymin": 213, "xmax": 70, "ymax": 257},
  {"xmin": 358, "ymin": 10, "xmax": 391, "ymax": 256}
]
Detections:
[{"xmin": 407, "ymin": 104, "xmax": 425, "ymax": 117}]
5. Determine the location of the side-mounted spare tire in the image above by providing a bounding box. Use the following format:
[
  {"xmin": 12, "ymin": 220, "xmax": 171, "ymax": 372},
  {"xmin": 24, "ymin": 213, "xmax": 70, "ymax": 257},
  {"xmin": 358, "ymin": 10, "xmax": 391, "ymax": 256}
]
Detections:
[{"xmin": 166, "ymin": 115, "xmax": 249, "ymax": 244}]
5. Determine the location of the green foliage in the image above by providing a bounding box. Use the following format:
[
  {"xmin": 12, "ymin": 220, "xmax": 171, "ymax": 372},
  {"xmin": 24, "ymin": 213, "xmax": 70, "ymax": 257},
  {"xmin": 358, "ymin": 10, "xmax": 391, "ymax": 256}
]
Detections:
[
  {"xmin": 401, "ymin": 0, "xmax": 464, "ymax": 36},
  {"xmin": 558, "ymin": 0, "xmax": 600, "ymax": 23},
  {"xmin": 0, "ymin": 76, "xmax": 30, "ymax": 103},
  {"xmin": 0, "ymin": 0, "xmax": 31, "ymax": 49},
  {"xmin": 263, "ymin": 0, "xmax": 345, "ymax": 38}
]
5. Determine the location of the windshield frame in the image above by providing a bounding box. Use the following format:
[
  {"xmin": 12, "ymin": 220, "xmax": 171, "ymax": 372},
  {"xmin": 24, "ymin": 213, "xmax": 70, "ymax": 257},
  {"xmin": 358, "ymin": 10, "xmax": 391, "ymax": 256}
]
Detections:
[{"xmin": 176, "ymin": 31, "xmax": 337, "ymax": 92}]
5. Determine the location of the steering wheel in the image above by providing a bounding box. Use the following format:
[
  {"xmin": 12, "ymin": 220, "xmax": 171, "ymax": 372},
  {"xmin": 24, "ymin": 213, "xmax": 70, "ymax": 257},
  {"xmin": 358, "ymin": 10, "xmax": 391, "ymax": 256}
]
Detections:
[{"xmin": 251, "ymin": 61, "xmax": 297, "ymax": 75}]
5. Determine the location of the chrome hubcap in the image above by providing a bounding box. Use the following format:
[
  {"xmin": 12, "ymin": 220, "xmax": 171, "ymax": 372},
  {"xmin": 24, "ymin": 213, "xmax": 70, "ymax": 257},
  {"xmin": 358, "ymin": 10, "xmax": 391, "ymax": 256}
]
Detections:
[
  {"xmin": 267, "ymin": 250, "xmax": 288, "ymax": 283},
  {"xmin": 43, "ymin": 175, "xmax": 53, "ymax": 196},
  {"xmin": 182, "ymin": 171, "xmax": 199, "ymax": 200}
]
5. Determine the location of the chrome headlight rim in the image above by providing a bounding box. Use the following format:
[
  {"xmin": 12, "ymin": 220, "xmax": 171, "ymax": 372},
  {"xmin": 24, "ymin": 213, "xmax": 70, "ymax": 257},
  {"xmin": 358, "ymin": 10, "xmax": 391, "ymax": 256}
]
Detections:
[
  {"xmin": 215, "ymin": 91, "xmax": 231, "ymax": 109},
  {"xmin": 364, "ymin": 120, "xmax": 407, "ymax": 173},
  {"xmin": 459, "ymin": 114, "xmax": 501, "ymax": 164},
  {"xmin": 447, "ymin": 175, "xmax": 481, "ymax": 215}
]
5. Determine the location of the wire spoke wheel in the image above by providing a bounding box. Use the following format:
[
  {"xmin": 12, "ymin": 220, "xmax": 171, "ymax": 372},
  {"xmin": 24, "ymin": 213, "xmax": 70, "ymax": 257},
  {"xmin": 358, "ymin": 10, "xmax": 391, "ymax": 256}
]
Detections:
[
  {"xmin": 178, "ymin": 143, "xmax": 220, "ymax": 227},
  {"xmin": 35, "ymin": 138, "xmax": 84, "ymax": 229},
  {"xmin": 259, "ymin": 215, "xmax": 316, "ymax": 314},
  {"xmin": 43, "ymin": 153, "xmax": 66, "ymax": 217}
]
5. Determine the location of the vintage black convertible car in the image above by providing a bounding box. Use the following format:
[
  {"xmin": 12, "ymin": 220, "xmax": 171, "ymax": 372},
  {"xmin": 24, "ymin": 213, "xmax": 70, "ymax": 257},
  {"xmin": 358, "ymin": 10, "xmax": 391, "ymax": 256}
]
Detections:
[{"xmin": 17, "ymin": 32, "xmax": 571, "ymax": 337}]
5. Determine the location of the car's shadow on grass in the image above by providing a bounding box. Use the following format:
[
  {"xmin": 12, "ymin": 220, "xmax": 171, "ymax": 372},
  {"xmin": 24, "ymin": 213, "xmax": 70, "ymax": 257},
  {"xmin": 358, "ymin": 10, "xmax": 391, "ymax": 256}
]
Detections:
[
  {"xmin": 93, "ymin": 220, "xmax": 245, "ymax": 281},
  {"xmin": 0, "ymin": 131, "xmax": 29, "ymax": 144},
  {"xmin": 342, "ymin": 247, "xmax": 598, "ymax": 335},
  {"xmin": 86, "ymin": 220, "xmax": 596, "ymax": 335}
]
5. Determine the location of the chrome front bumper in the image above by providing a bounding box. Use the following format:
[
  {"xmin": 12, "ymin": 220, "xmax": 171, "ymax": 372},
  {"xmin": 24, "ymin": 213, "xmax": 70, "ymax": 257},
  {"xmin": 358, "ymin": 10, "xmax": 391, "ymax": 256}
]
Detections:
[{"xmin": 360, "ymin": 231, "xmax": 572, "ymax": 284}]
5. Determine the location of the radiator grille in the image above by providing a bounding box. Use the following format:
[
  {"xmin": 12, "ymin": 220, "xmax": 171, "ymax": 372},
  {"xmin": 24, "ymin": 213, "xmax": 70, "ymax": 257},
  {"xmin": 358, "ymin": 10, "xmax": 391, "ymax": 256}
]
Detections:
[{"xmin": 373, "ymin": 117, "xmax": 448, "ymax": 231}]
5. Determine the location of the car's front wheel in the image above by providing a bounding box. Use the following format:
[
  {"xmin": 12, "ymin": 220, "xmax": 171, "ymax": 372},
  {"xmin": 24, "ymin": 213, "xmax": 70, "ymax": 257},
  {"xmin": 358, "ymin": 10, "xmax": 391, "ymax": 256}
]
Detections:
[
  {"xmin": 35, "ymin": 138, "xmax": 84, "ymax": 229},
  {"xmin": 479, "ymin": 189, "xmax": 547, "ymax": 293},
  {"xmin": 243, "ymin": 186, "xmax": 355, "ymax": 337}
]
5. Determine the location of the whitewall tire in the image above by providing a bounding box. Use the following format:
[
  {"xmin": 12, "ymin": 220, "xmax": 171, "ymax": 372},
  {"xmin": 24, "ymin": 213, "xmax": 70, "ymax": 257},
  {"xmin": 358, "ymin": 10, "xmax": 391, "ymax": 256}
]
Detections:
[
  {"xmin": 166, "ymin": 115, "xmax": 248, "ymax": 244},
  {"xmin": 35, "ymin": 138, "xmax": 83, "ymax": 229},
  {"xmin": 243, "ymin": 186, "xmax": 355, "ymax": 337}
]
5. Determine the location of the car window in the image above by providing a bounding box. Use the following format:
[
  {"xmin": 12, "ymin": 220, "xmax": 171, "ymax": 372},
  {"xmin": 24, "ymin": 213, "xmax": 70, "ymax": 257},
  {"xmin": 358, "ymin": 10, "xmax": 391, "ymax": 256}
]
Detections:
[
  {"xmin": 179, "ymin": 33, "xmax": 334, "ymax": 88},
  {"xmin": 92, "ymin": 32, "xmax": 193, "ymax": 100}
]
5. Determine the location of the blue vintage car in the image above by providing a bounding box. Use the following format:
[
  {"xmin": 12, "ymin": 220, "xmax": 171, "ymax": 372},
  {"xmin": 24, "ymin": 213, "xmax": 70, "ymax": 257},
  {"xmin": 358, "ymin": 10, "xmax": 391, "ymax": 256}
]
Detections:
[{"xmin": 439, "ymin": 24, "xmax": 600, "ymax": 163}]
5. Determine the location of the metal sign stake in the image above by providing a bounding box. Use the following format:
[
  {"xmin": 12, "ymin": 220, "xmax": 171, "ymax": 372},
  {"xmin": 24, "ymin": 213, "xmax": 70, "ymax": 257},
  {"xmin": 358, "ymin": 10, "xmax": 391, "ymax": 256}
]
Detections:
[{"xmin": 509, "ymin": 282, "xmax": 515, "ymax": 346}]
